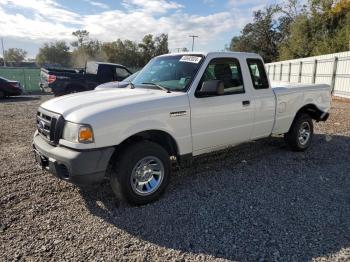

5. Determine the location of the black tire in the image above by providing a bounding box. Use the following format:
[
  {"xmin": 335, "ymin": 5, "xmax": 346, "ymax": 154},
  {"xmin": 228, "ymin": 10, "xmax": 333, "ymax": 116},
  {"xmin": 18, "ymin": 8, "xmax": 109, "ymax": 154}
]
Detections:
[
  {"xmin": 284, "ymin": 113, "xmax": 313, "ymax": 151},
  {"xmin": 0, "ymin": 91, "xmax": 5, "ymax": 99},
  {"xmin": 110, "ymin": 141, "xmax": 170, "ymax": 205}
]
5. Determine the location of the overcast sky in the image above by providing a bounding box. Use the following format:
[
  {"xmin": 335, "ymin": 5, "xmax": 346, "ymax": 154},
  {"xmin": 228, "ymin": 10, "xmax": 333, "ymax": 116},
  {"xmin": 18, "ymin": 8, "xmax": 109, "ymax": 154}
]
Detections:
[{"xmin": 0, "ymin": 0, "xmax": 276, "ymax": 58}]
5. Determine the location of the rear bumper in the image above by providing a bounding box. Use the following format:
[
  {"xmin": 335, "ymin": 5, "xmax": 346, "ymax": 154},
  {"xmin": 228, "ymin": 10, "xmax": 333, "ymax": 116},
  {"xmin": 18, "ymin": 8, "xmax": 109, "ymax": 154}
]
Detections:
[{"xmin": 33, "ymin": 133, "xmax": 114, "ymax": 185}]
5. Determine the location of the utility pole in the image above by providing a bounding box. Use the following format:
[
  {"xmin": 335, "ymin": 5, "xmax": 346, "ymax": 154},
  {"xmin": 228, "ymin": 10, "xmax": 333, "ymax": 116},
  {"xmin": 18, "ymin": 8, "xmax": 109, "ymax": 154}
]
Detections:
[
  {"xmin": 189, "ymin": 35, "xmax": 198, "ymax": 51},
  {"xmin": 1, "ymin": 38, "xmax": 5, "ymax": 67}
]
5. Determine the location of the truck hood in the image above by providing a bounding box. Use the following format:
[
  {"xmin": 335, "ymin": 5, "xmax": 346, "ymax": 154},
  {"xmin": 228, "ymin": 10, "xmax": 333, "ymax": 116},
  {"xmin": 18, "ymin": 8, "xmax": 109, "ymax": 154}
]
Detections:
[{"xmin": 40, "ymin": 88, "xmax": 187, "ymax": 123}]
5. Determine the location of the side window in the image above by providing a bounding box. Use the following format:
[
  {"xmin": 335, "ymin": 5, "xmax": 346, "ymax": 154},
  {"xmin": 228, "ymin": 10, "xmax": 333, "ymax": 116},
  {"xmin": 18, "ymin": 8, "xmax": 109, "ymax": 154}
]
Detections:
[
  {"xmin": 247, "ymin": 59, "xmax": 269, "ymax": 89},
  {"xmin": 198, "ymin": 58, "xmax": 244, "ymax": 95},
  {"xmin": 115, "ymin": 67, "xmax": 131, "ymax": 81}
]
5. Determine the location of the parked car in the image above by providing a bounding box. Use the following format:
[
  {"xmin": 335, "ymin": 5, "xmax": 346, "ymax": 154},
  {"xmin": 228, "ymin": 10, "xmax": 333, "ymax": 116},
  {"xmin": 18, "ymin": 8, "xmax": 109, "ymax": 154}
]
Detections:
[
  {"xmin": 0, "ymin": 76, "xmax": 22, "ymax": 98},
  {"xmin": 33, "ymin": 52, "xmax": 331, "ymax": 205},
  {"xmin": 95, "ymin": 71, "xmax": 139, "ymax": 90},
  {"xmin": 40, "ymin": 61, "xmax": 132, "ymax": 96}
]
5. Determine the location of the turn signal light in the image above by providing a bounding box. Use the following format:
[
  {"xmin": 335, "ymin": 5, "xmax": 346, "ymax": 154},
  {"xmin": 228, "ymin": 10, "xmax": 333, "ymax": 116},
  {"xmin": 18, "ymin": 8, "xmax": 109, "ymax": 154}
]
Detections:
[{"xmin": 79, "ymin": 127, "xmax": 94, "ymax": 142}]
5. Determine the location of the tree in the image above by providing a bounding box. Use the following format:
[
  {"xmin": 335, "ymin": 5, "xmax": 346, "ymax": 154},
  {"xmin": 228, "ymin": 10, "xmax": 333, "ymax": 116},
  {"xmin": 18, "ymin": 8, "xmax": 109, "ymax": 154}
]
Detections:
[
  {"xmin": 69, "ymin": 31, "xmax": 169, "ymax": 68},
  {"xmin": 71, "ymin": 30, "xmax": 90, "ymax": 48},
  {"xmin": 138, "ymin": 34, "xmax": 156, "ymax": 65},
  {"xmin": 228, "ymin": 0, "xmax": 350, "ymax": 62},
  {"xmin": 4, "ymin": 48, "xmax": 27, "ymax": 62},
  {"xmin": 278, "ymin": 15, "xmax": 314, "ymax": 59},
  {"xmin": 228, "ymin": 6, "xmax": 281, "ymax": 62},
  {"xmin": 279, "ymin": 0, "xmax": 350, "ymax": 59},
  {"xmin": 102, "ymin": 39, "xmax": 141, "ymax": 68},
  {"xmin": 70, "ymin": 30, "xmax": 105, "ymax": 67},
  {"xmin": 36, "ymin": 41, "xmax": 71, "ymax": 67},
  {"xmin": 154, "ymin": 34, "xmax": 169, "ymax": 56}
]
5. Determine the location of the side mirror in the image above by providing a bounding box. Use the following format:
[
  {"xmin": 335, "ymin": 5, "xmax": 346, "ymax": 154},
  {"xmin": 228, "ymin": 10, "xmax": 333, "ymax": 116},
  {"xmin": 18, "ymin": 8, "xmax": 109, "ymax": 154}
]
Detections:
[{"xmin": 197, "ymin": 80, "xmax": 224, "ymax": 97}]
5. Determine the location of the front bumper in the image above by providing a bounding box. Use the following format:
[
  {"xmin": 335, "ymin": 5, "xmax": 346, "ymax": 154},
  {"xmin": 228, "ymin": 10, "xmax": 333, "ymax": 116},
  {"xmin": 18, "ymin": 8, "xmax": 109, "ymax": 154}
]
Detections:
[{"xmin": 33, "ymin": 134, "xmax": 114, "ymax": 185}]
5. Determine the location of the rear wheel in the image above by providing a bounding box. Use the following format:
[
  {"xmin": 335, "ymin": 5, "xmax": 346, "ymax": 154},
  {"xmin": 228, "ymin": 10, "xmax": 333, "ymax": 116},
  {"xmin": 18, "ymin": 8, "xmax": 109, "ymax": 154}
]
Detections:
[
  {"xmin": 110, "ymin": 141, "xmax": 171, "ymax": 205},
  {"xmin": 0, "ymin": 91, "xmax": 5, "ymax": 99},
  {"xmin": 284, "ymin": 113, "xmax": 313, "ymax": 151}
]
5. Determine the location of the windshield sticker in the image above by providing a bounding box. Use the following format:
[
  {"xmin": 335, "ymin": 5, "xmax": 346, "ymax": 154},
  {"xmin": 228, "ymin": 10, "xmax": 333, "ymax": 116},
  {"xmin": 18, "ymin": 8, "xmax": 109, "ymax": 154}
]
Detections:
[{"xmin": 179, "ymin": 56, "xmax": 202, "ymax": 64}]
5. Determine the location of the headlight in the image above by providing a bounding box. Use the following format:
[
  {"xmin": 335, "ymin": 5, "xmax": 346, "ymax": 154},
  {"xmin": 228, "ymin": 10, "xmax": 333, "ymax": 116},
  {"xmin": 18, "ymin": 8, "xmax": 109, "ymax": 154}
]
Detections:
[{"xmin": 62, "ymin": 122, "xmax": 94, "ymax": 143}]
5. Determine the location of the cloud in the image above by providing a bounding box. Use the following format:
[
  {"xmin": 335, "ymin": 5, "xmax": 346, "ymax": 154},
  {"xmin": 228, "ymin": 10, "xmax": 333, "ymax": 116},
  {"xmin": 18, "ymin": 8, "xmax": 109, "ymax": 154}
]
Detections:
[
  {"xmin": 121, "ymin": 0, "xmax": 183, "ymax": 14},
  {"xmin": 0, "ymin": 0, "xmax": 81, "ymax": 24},
  {"xmin": 0, "ymin": 0, "xmax": 260, "ymax": 54},
  {"xmin": 83, "ymin": 0, "xmax": 109, "ymax": 9}
]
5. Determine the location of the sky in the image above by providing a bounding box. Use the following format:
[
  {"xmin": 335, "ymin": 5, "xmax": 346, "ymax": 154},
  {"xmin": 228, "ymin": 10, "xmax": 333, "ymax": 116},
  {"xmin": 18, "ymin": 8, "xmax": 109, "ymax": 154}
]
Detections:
[{"xmin": 0, "ymin": 0, "xmax": 277, "ymax": 58}]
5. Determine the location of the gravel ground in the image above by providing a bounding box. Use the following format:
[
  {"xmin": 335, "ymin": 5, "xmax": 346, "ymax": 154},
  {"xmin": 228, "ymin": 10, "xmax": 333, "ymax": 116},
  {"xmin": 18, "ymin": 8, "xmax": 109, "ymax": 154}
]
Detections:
[{"xmin": 1, "ymin": 95, "xmax": 350, "ymax": 262}]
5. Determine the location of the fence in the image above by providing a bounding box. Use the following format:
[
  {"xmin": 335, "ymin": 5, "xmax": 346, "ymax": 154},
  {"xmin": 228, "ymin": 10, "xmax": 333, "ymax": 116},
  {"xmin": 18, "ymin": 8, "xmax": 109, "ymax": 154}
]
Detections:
[
  {"xmin": 266, "ymin": 51, "xmax": 350, "ymax": 98},
  {"xmin": 0, "ymin": 67, "xmax": 41, "ymax": 93}
]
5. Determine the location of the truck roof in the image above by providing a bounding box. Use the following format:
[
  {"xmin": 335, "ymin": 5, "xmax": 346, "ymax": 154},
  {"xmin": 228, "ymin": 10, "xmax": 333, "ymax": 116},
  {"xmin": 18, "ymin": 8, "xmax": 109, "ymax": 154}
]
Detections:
[
  {"xmin": 92, "ymin": 61, "xmax": 127, "ymax": 68},
  {"xmin": 158, "ymin": 51, "xmax": 263, "ymax": 59}
]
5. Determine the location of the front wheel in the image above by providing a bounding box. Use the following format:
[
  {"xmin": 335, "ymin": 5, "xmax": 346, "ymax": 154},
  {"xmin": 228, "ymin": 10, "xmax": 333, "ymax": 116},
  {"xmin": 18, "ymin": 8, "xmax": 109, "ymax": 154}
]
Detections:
[
  {"xmin": 284, "ymin": 113, "xmax": 314, "ymax": 151},
  {"xmin": 110, "ymin": 141, "xmax": 170, "ymax": 205}
]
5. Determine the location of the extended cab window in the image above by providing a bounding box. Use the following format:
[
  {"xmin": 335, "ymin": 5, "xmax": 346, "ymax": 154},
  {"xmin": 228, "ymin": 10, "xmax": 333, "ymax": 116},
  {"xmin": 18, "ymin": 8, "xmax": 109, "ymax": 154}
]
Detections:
[
  {"xmin": 247, "ymin": 59, "xmax": 269, "ymax": 89},
  {"xmin": 198, "ymin": 58, "xmax": 244, "ymax": 95}
]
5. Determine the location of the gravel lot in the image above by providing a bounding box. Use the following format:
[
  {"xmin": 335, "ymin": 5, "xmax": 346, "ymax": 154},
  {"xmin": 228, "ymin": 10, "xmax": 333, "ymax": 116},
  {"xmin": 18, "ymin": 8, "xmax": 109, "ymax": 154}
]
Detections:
[{"xmin": 1, "ymin": 95, "xmax": 350, "ymax": 261}]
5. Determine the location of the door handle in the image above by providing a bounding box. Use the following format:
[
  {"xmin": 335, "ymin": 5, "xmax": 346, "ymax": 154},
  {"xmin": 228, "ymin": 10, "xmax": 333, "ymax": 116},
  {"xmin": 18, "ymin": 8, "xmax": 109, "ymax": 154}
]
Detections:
[{"xmin": 242, "ymin": 100, "xmax": 250, "ymax": 106}]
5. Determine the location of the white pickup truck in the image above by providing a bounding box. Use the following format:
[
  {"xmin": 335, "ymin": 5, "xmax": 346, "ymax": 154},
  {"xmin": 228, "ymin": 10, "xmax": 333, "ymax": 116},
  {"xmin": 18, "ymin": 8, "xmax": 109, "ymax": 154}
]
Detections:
[{"xmin": 33, "ymin": 52, "xmax": 331, "ymax": 205}]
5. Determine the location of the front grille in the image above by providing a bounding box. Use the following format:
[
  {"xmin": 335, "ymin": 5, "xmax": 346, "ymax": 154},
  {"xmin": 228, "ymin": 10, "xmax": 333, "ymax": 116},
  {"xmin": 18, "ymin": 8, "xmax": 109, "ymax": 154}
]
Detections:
[{"xmin": 36, "ymin": 108, "xmax": 64, "ymax": 145}]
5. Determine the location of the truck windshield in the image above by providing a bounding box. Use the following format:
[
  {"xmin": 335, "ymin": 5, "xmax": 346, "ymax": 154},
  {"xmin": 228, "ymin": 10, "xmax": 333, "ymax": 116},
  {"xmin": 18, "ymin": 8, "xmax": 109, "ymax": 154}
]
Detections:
[{"xmin": 132, "ymin": 55, "xmax": 203, "ymax": 91}]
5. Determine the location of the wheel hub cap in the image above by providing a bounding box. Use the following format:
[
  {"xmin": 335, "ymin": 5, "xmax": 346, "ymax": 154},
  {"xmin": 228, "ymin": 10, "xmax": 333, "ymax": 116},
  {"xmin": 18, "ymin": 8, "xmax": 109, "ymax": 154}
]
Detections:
[
  {"xmin": 298, "ymin": 121, "xmax": 311, "ymax": 146},
  {"xmin": 131, "ymin": 156, "xmax": 164, "ymax": 196}
]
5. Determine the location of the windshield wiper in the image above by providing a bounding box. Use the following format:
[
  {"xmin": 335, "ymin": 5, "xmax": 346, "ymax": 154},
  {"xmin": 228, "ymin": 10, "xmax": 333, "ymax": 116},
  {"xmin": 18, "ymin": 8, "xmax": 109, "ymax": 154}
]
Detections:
[{"xmin": 141, "ymin": 82, "xmax": 171, "ymax": 93}]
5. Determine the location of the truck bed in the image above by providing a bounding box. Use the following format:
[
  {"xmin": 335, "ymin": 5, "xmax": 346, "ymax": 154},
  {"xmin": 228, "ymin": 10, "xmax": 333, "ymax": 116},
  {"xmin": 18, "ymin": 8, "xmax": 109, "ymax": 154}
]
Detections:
[{"xmin": 271, "ymin": 81, "xmax": 331, "ymax": 134}]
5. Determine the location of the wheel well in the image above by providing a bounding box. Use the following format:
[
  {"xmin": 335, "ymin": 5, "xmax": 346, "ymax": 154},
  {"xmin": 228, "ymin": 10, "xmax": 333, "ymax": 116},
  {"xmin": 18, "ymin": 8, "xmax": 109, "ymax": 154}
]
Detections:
[
  {"xmin": 295, "ymin": 104, "xmax": 324, "ymax": 121},
  {"xmin": 114, "ymin": 130, "xmax": 179, "ymax": 158}
]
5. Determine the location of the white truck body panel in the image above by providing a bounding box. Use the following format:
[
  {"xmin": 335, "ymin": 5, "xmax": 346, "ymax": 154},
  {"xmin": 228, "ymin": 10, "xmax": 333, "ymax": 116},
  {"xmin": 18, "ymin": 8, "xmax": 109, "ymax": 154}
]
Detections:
[
  {"xmin": 39, "ymin": 52, "xmax": 331, "ymax": 157},
  {"xmin": 271, "ymin": 82, "xmax": 331, "ymax": 134},
  {"xmin": 42, "ymin": 88, "xmax": 193, "ymax": 154}
]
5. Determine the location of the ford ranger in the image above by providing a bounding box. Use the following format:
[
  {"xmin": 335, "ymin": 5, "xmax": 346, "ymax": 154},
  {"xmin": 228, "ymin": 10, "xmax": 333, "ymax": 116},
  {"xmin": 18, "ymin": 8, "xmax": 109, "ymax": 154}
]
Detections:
[{"xmin": 33, "ymin": 52, "xmax": 331, "ymax": 205}]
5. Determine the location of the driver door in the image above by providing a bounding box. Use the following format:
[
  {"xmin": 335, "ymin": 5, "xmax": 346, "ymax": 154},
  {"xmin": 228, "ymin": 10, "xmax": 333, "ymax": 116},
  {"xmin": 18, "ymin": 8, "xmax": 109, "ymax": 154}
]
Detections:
[{"xmin": 189, "ymin": 57, "xmax": 254, "ymax": 155}]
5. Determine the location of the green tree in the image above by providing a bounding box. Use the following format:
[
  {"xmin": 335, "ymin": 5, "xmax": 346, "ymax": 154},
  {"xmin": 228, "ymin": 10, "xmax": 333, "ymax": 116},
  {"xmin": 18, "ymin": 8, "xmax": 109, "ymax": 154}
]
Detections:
[
  {"xmin": 138, "ymin": 34, "xmax": 156, "ymax": 65},
  {"xmin": 71, "ymin": 30, "xmax": 90, "ymax": 48},
  {"xmin": 102, "ymin": 39, "xmax": 141, "ymax": 67},
  {"xmin": 154, "ymin": 34, "xmax": 169, "ymax": 56},
  {"xmin": 36, "ymin": 41, "xmax": 71, "ymax": 67},
  {"xmin": 279, "ymin": 0, "xmax": 350, "ymax": 59},
  {"xmin": 71, "ymin": 30, "xmax": 105, "ymax": 67},
  {"xmin": 228, "ymin": 6, "xmax": 281, "ymax": 62},
  {"xmin": 278, "ymin": 15, "xmax": 314, "ymax": 60},
  {"xmin": 4, "ymin": 48, "xmax": 27, "ymax": 63}
]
